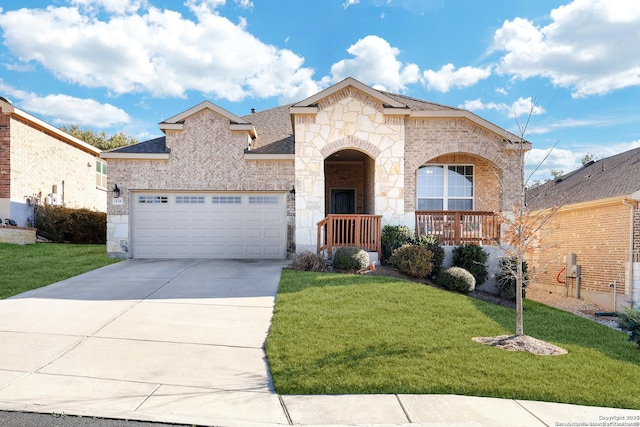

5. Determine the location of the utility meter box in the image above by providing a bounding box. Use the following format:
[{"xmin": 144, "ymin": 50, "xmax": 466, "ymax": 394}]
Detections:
[{"xmin": 564, "ymin": 253, "xmax": 577, "ymax": 278}]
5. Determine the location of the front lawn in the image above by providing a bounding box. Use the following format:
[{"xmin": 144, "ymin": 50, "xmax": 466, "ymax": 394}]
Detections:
[
  {"xmin": 266, "ymin": 270, "xmax": 640, "ymax": 409},
  {"xmin": 0, "ymin": 243, "xmax": 120, "ymax": 299}
]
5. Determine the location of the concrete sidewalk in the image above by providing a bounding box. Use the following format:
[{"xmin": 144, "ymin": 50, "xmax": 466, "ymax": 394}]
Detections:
[{"xmin": 0, "ymin": 259, "xmax": 636, "ymax": 427}]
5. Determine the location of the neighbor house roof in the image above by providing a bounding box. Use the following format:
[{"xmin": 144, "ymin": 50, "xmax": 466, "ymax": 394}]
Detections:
[
  {"xmin": 527, "ymin": 146, "xmax": 640, "ymax": 211},
  {"xmin": 0, "ymin": 97, "xmax": 101, "ymax": 156}
]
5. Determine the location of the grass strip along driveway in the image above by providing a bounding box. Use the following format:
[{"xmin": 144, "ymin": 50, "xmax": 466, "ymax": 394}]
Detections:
[
  {"xmin": 0, "ymin": 243, "xmax": 120, "ymax": 299},
  {"xmin": 266, "ymin": 270, "xmax": 640, "ymax": 410}
]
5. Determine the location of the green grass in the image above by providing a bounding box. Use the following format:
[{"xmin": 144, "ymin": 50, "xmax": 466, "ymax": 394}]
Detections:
[
  {"xmin": 0, "ymin": 243, "xmax": 120, "ymax": 299},
  {"xmin": 266, "ymin": 270, "xmax": 640, "ymax": 409}
]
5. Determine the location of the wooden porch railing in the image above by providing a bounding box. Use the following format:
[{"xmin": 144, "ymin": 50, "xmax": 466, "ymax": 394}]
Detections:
[
  {"xmin": 415, "ymin": 210, "xmax": 500, "ymax": 246},
  {"xmin": 317, "ymin": 214, "xmax": 382, "ymax": 259}
]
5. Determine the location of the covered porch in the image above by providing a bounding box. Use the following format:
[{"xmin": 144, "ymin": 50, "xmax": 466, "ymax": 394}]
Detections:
[{"xmin": 415, "ymin": 210, "xmax": 500, "ymax": 246}]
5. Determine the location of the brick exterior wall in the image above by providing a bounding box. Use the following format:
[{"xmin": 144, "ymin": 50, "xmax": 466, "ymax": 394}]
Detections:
[
  {"xmin": 108, "ymin": 109, "xmax": 294, "ymax": 215},
  {"xmin": 404, "ymin": 118, "xmax": 521, "ymax": 213},
  {"xmin": 107, "ymin": 108, "xmax": 295, "ymax": 256},
  {"xmin": 0, "ymin": 112, "xmax": 10, "ymax": 199},
  {"xmin": 324, "ymin": 161, "xmax": 365, "ymax": 214},
  {"xmin": 8, "ymin": 115, "xmax": 106, "ymax": 213},
  {"xmin": 634, "ymin": 201, "xmax": 640, "ymax": 262},
  {"xmin": 424, "ymin": 153, "xmax": 501, "ymax": 212},
  {"xmin": 532, "ymin": 200, "xmax": 633, "ymax": 309}
]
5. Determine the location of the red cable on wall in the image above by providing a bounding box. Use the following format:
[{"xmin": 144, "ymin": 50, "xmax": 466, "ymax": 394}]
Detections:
[{"xmin": 556, "ymin": 267, "xmax": 566, "ymax": 284}]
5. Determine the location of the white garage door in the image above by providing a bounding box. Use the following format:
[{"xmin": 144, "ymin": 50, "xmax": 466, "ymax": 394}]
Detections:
[{"xmin": 131, "ymin": 192, "xmax": 286, "ymax": 259}]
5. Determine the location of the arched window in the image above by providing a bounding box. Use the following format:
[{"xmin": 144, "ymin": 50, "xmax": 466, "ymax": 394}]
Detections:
[{"xmin": 417, "ymin": 165, "xmax": 474, "ymax": 210}]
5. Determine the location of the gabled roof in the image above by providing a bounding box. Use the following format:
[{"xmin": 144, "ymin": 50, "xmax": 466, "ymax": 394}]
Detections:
[
  {"xmin": 292, "ymin": 77, "xmax": 408, "ymax": 109},
  {"xmin": 0, "ymin": 98, "xmax": 101, "ymax": 156},
  {"xmin": 107, "ymin": 77, "xmax": 529, "ymax": 159},
  {"xmin": 159, "ymin": 100, "xmax": 256, "ymax": 137},
  {"xmin": 527, "ymin": 146, "xmax": 640, "ymax": 210}
]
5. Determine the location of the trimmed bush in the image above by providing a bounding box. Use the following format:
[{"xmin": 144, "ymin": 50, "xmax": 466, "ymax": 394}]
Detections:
[
  {"xmin": 35, "ymin": 205, "xmax": 106, "ymax": 244},
  {"xmin": 437, "ymin": 266, "xmax": 476, "ymax": 293},
  {"xmin": 389, "ymin": 244, "xmax": 433, "ymax": 278},
  {"xmin": 618, "ymin": 308, "xmax": 640, "ymax": 348},
  {"xmin": 496, "ymin": 256, "xmax": 529, "ymax": 301},
  {"xmin": 381, "ymin": 225, "xmax": 414, "ymax": 260},
  {"xmin": 415, "ymin": 234, "xmax": 445, "ymax": 277},
  {"xmin": 333, "ymin": 247, "xmax": 370, "ymax": 270},
  {"xmin": 288, "ymin": 251, "xmax": 329, "ymax": 272},
  {"xmin": 452, "ymin": 244, "xmax": 489, "ymax": 286}
]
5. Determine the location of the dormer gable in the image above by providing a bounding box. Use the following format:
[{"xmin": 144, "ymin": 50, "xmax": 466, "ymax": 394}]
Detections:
[
  {"xmin": 290, "ymin": 77, "xmax": 411, "ymax": 116},
  {"xmin": 159, "ymin": 100, "xmax": 257, "ymax": 138}
]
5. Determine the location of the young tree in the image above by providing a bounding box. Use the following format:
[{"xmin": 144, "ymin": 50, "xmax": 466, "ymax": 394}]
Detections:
[
  {"xmin": 498, "ymin": 101, "xmax": 561, "ymax": 336},
  {"xmin": 60, "ymin": 125, "xmax": 137, "ymax": 150}
]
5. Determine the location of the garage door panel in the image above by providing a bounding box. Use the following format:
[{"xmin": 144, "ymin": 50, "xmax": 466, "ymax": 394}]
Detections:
[{"xmin": 132, "ymin": 192, "xmax": 286, "ymax": 259}]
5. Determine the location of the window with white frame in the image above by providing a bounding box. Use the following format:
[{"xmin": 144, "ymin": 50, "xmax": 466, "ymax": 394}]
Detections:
[
  {"xmin": 417, "ymin": 165, "xmax": 474, "ymax": 210},
  {"xmin": 96, "ymin": 160, "xmax": 107, "ymax": 189}
]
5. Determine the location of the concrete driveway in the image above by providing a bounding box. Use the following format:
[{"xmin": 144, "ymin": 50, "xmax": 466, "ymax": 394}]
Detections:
[
  {"xmin": 2, "ymin": 259, "xmax": 637, "ymax": 427},
  {"xmin": 0, "ymin": 259, "xmax": 290, "ymax": 426}
]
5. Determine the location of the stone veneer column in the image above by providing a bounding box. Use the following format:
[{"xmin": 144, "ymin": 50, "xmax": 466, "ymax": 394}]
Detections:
[{"xmin": 294, "ymin": 90, "xmax": 406, "ymax": 253}]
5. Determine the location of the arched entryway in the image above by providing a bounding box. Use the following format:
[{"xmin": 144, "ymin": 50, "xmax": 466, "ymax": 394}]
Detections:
[
  {"xmin": 324, "ymin": 149, "xmax": 375, "ymax": 216},
  {"xmin": 319, "ymin": 149, "xmax": 381, "ymax": 259}
]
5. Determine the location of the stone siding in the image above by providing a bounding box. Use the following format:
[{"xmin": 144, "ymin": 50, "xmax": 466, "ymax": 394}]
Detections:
[
  {"xmin": 0, "ymin": 226, "xmax": 36, "ymax": 244},
  {"xmin": 531, "ymin": 201, "xmax": 634, "ymax": 310},
  {"xmin": 294, "ymin": 87, "xmax": 405, "ymax": 252}
]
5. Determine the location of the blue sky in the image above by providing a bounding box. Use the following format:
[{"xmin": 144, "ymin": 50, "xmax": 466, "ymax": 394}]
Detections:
[{"xmin": 0, "ymin": 0, "xmax": 639, "ymax": 183}]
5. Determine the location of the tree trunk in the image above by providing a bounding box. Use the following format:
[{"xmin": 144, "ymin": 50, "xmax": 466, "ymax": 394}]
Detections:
[{"xmin": 516, "ymin": 254, "xmax": 524, "ymax": 336}]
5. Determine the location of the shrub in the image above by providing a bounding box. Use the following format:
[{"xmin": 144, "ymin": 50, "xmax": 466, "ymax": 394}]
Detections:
[
  {"xmin": 618, "ymin": 308, "xmax": 640, "ymax": 348},
  {"xmin": 332, "ymin": 247, "xmax": 370, "ymax": 270},
  {"xmin": 389, "ymin": 244, "xmax": 433, "ymax": 278},
  {"xmin": 436, "ymin": 266, "xmax": 476, "ymax": 293},
  {"xmin": 34, "ymin": 205, "xmax": 106, "ymax": 244},
  {"xmin": 381, "ymin": 225, "xmax": 414, "ymax": 260},
  {"xmin": 452, "ymin": 244, "xmax": 489, "ymax": 286},
  {"xmin": 415, "ymin": 234, "xmax": 445, "ymax": 277},
  {"xmin": 496, "ymin": 257, "xmax": 529, "ymax": 301},
  {"xmin": 288, "ymin": 251, "xmax": 329, "ymax": 272}
]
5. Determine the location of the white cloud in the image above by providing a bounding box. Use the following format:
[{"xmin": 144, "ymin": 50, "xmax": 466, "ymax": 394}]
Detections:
[
  {"xmin": 0, "ymin": 80, "xmax": 130, "ymax": 128},
  {"xmin": 492, "ymin": 0, "xmax": 640, "ymax": 97},
  {"xmin": 525, "ymin": 147, "xmax": 581, "ymax": 185},
  {"xmin": 460, "ymin": 97, "xmax": 545, "ymax": 118},
  {"xmin": 422, "ymin": 64, "xmax": 492, "ymax": 92},
  {"xmin": 343, "ymin": 0, "xmax": 360, "ymax": 9},
  {"xmin": 71, "ymin": 0, "xmax": 147, "ymax": 14},
  {"xmin": 324, "ymin": 35, "xmax": 420, "ymax": 92},
  {"xmin": 0, "ymin": 3, "xmax": 318, "ymax": 102}
]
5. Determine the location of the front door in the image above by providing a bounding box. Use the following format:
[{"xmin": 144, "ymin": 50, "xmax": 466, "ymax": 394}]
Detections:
[{"xmin": 331, "ymin": 189, "xmax": 355, "ymax": 214}]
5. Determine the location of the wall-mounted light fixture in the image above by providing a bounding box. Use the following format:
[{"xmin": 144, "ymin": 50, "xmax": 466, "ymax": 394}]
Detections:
[
  {"xmin": 289, "ymin": 186, "xmax": 295, "ymax": 194},
  {"xmin": 112, "ymin": 184, "xmax": 121, "ymax": 198}
]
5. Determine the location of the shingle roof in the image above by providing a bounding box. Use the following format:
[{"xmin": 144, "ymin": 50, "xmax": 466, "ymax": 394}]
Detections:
[
  {"xmin": 241, "ymin": 103, "xmax": 294, "ymax": 155},
  {"xmin": 381, "ymin": 92, "xmax": 460, "ymax": 111},
  {"xmin": 109, "ymin": 136, "xmax": 169, "ymax": 153},
  {"xmin": 527, "ymin": 146, "xmax": 640, "ymax": 210},
  {"xmin": 110, "ymin": 84, "xmax": 487, "ymax": 155}
]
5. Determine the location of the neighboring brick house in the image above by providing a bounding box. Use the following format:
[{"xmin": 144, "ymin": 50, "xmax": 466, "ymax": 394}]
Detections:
[
  {"xmin": 0, "ymin": 98, "xmax": 106, "ymax": 227},
  {"xmin": 527, "ymin": 147, "xmax": 640, "ymax": 311},
  {"xmin": 102, "ymin": 77, "xmax": 528, "ymax": 271}
]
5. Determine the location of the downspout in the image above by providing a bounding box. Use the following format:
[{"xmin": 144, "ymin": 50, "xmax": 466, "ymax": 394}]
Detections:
[{"xmin": 622, "ymin": 199, "xmax": 635, "ymax": 308}]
